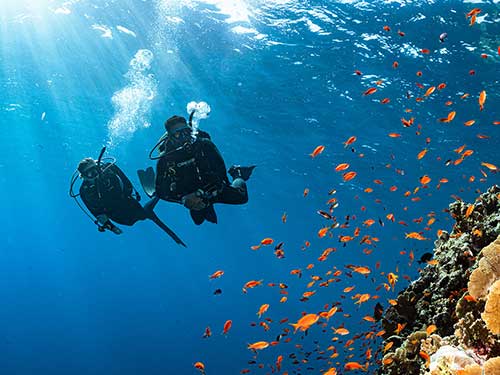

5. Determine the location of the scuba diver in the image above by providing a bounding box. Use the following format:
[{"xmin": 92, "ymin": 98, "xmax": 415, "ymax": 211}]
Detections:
[
  {"xmin": 137, "ymin": 111, "xmax": 255, "ymax": 225},
  {"xmin": 70, "ymin": 147, "xmax": 186, "ymax": 247}
]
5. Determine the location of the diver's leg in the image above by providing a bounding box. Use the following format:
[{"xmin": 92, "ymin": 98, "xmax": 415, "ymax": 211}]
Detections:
[
  {"xmin": 216, "ymin": 180, "xmax": 248, "ymax": 205},
  {"xmin": 144, "ymin": 195, "xmax": 160, "ymax": 213}
]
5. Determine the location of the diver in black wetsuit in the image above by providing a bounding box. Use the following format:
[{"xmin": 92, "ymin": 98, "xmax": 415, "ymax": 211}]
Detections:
[
  {"xmin": 70, "ymin": 147, "xmax": 185, "ymax": 246},
  {"xmin": 138, "ymin": 112, "xmax": 255, "ymax": 225}
]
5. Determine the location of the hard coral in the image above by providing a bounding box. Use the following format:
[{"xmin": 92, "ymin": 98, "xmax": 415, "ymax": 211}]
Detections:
[
  {"xmin": 429, "ymin": 345, "xmax": 478, "ymax": 375},
  {"xmin": 468, "ymin": 236, "xmax": 500, "ymax": 299},
  {"xmin": 484, "ymin": 356, "xmax": 500, "ymax": 375},
  {"xmin": 482, "ymin": 279, "xmax": 500, "ymax": 335}
]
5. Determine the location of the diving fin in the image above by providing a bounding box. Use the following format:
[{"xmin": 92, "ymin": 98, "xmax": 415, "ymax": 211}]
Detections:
[
  {"xmin": 204, "ymin": 205, "xmax": 218, "ymax": 224},
  {"xmin": 190, "ymin": 209, "xmax": 206, "ymax": 225},
  {"xmin": 147, "ymin": 210, "xmax": 187, "ymax": 247},
  {"xmin": 137, "ymin": 167, "xmax": 156, "ymax": 198},
  {"xmin": 228, "ymin": 165, "xmax": 256, "ymax": 182}
]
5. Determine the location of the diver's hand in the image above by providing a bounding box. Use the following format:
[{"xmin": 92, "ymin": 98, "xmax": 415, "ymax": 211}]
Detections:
[{"xmin": 182, "ymin": 190, "xmax": 208, "ymax": 211}]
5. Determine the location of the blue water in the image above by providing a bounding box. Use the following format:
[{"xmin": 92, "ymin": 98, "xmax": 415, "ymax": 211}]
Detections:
[{"xmin": 1, "ymin": 1, "xmax": 499, "ymax": 374}]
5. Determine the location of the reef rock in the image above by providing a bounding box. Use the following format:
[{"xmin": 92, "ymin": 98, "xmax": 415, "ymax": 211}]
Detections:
[{"xmin": 378, "ymin": 185, "xmax": 500, "ymax": 375}]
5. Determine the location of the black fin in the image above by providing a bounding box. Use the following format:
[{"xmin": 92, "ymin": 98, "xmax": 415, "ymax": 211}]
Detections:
[
  {"xmin": 137, "ymin": 167, "xmax": 156, "ymax": 198},
  {"xmin": 204, "ymin": 205, "xmax": 218, "ymax": 224}
]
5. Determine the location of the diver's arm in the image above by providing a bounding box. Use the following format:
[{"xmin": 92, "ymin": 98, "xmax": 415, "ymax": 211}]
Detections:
[{"xmin": 199, "ymin": 139, "xmax": 229, "ymax": 185}]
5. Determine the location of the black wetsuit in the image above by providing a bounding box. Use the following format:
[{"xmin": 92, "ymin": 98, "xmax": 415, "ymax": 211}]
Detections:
[
  {"xmin": 80, "ymin": 163, "xmax": 146, "ymax": 226},
  {"xmin": 155, "ymin": 129, "xmax": 248, "ymax": 224}
]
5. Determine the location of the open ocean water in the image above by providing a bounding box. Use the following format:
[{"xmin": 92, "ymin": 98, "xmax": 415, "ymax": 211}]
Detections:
[{"xmin": 0, "ymin": 0, "xmax": 499, "ymax": 374}]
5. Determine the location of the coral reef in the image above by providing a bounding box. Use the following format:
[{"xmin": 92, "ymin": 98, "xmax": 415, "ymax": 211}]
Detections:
[
  {"xmin": 483, "ymin": 280, "xmax": 500, "ymax": 335},
  {"xmin": 377, "ymin": 185, "xmax": 500, "ymax": 375}
]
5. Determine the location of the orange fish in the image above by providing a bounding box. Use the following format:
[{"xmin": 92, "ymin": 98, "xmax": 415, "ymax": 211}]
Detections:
[
  {"xmin": 464, "ymin": 120, "xmax": 475, "ymax": 126},
  {"xmin": 392, "ymin": 61, "xmax": 399, "ymax": 69},
  {"xmin": 405, "ymin": 232, "xmax": 427, "ymax": 240},
  {"xmin": 335, "ymin": 163, "xmax": 350, "ymax": 172},
  {"xmin": 335, "ymin": 327, "xmax": 350, "ymax": 335},
  {"xmin": 344, "ymin": 362, "xmax": 366, "ymax": 371},
  {"xmin": 388, "ymin": 133, "xmax": 401, "ymax": 138},
  {"xmin": 383, "ymin": 25, "xmax": 391, "ymax": 31},
  {"xmin": 243, "ymin": 280, "xmax": 263, "ymax": 292},
  {"xmin": 194, "ymin": 362, "xmax": 206, "ymax": 373},
  {"xmin": 352, "ymin": 266, "xmax": 371, "ymax": 275},
  {"xmin": 248, "ymin": 341, "xmax": 269, "ymax": 351},
  {"xmin": 281, "ymin": 212, "xmax": 287, "ymax": 223},
  {"xmin": 465, "ymin": 204, "xmax": 474, "ymax": 218},
  {"xmin": 363, "ymin": 87, "xmax": 377, "ymax": 96},
  {"xmin": 380, "ymin": 98, "xmax": 390, "ymax": 104},
  {"xmin": 344, "ymin": 136, "xmax": 357, "ymax": 147},
  {"xmin": 395, "ymin": 322, "xmax": 407, "ymax": 335},
  {"xmin": 318, "ymin": 227, "xmax": 329, "ymax": 238},
  {"xmin": 261, "ymin": 238, "xmax": 274, "ymax": 245},
  {"xmin": 290, "ymin": 313, "xmax": 319, "ymax": 333},
  {"xmin": 384, "ymin": 341, "xmax": 394, "ymax": 352},
  {"xmin": 424, "ymin": 86, "xmax": 435, "ymax": 97},
  {"xmin": 421, "ymin": 49, "xmax": 430, "ymax": 54},
  {"xmin": 417, "ymin": 149, "xmax": 428, "ymax": 160},
  {"xmin": 343, "ymin": 171, "xmax": 357, "ymax": 182},
  {"xmin": 426, "ymin": 325, "xmax": 437, "ymax": 335},
  {"xmin": 481, "ymin": 162, "xmax": 498, "ymax": 171},
  {"xmin": 437, "ymin": 83, "xmax": 446, "ymax": 90},
  {"xmin": 222, "ymin": 320, "xmax": 232, "ymax": 335},
  {"xmin": 420, "ymin": 175, "xmax": 431, "ymax": 185},
  {"xmin": 257, "ymin": 304, "xmax": 269, "ymax": 318},
  {"xmin": 303, "ymin": 188, "xmax": 309, "ymax": 197},
  {"xmin": 310, "ymin": 145, "xmax": 325, "ymax": 158},
  {"xmin": 209, "ymin": 270, "xmax": 224, "ymax": 279},
  {"xmin": 479, "ymin": 90, "xmax": 486, "ymax": 111}
]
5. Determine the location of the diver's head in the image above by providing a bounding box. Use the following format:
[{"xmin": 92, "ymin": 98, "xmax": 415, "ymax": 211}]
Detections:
[
  {"xmin": 165, "ymin": 115, "xmax": 189, "ymax": 134},
  {"xmin": 78, "ymin": 158, "xmax": 99, "ymax": 181}
]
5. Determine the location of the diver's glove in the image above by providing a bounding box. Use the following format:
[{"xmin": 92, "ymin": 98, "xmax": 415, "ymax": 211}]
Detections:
[
  {"xmin": 95, "ymin": 214, "xmax": 123, "ymax": 235},
  {"xmin": 182, "ymin": 189, "xmax": 209, "ymax": 211}
]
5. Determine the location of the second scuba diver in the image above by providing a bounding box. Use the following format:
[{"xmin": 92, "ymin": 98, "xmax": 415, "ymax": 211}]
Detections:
[
  {"xmin": 138, "ymin": 111, "xmax": 255, "ymax": 225},
  {"xmin": 70, "ymin": 147, "xmax": 186, "ymax": 246}
]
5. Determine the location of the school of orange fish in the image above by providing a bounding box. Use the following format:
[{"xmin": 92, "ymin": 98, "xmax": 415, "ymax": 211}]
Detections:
[{"xmin": 194, "ymin": 8, "xmax": 498, "ymax": 375}]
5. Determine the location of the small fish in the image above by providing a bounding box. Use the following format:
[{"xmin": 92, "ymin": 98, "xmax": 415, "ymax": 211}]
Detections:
[
  {"xmin": 247, "ymin": 341, "xmax": 269, "ymax": 351},
  {"xmin": 310, "ymin": 145, "xmax": 325, "ymax": 158},
  {"xmin": 209, "ymin": 270, "xmax": 224, "ymax": 279},
  {"xmin": 194, "ymin": 362, "xmax": 206, "ymax": 374},
  {"xmin": 343, "ymin": 171, "xmax": 357, "ymax": 182},
  {"xmin": 335, "ymin": 163, "xmax": 350, "ymax": 172},
  {"xmin": 257, "ymin": 304, "xmax": 270, "ymax": 318},
  {"xmin": 344, "ymin": 362, "xmax": 366, "ymax": 371},
  {"xmin": 481, "ymin": 162, "xmax": 498, "ymax": 171},
  {"xmin": 344, "ymin": 136, "xmax": 357, "ymax": 147},
  {"xmin": 439, "ymin": 32, "xmax": 448, "ymax": 42},
  {"xmin": 479, "ymin": 90, "xmax": 486, "ymax": 111},
  {"xmin": 202, "ymin": 326, "xmax": 212, "ymax": 338},
  {"xmin": 222, "ymin": 320, "xmax": 232, "ymax": 335},
  {"xmin": 213, "ymin": 288, "xmax": 222, "ymax": 295},
  {"xmin": 363, "ymin": 87, "xmax": 377, "ymax": 96}
]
